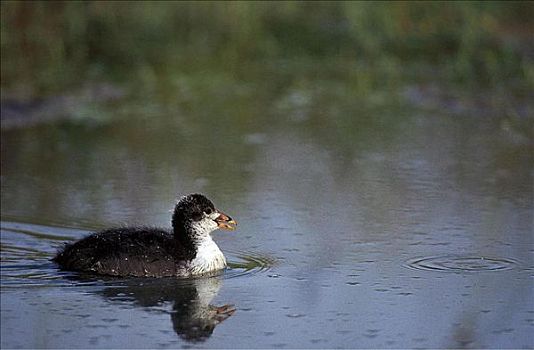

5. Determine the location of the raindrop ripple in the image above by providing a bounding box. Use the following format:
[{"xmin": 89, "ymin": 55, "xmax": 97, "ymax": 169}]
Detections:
[{"xmin": 405, "ymin": 255, "xmax": 518, "ymax": 272}]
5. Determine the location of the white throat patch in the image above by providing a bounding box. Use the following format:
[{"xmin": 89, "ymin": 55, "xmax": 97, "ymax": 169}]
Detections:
[{"xmin": 190, "ymin": 235, "xmax": 227, "ymax": 275}]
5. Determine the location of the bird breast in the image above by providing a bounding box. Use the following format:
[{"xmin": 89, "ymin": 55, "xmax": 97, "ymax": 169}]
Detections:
[{"xmin": 189, "ymin": 236, "xmax": 227, "ymax": 275}]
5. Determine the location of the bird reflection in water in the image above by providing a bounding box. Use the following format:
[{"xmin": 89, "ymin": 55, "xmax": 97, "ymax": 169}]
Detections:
[
  {"xmin": 89, "ymin": 274, "xmax": 235, "ymax": 343},
  {"xmin": 169, "ymin": 276, "xmax": 235, "ymax": 342}
]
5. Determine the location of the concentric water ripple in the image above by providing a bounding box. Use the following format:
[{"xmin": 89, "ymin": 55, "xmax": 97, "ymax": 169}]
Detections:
[
  {"xmin": 405, "ymin": 255, "xmax": 518, "ymax": 272},
  {"xmin": 225, "ymin": 250, "xmax": 276, "ymax": 278}
]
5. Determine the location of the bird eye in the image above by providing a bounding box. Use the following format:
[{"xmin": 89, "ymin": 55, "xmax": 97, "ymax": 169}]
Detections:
[
  {"xmin": 192, "ymin": 212, "xmax": 202, "ymax": 221},
  {"xmin": 205, "ymin": 208, "xmax": 212, "ymax": 215}
]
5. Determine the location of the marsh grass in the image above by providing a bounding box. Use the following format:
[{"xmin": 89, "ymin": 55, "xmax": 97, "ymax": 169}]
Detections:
[
  {"xmin": 1, "ymin": 1, "xmax": 532, "ymax": 142},
  {"xmin": 2, "ymin": 2, "xmax": 532, "ymax": 96}
]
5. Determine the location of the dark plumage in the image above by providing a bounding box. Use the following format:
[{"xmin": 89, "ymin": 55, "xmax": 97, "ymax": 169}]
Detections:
[{"xmin": 53, "ymin": 194, "xmax": 236, "ymax": 277}]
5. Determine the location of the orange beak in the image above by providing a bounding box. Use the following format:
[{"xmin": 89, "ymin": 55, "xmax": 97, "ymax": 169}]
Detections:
[{"xmin": 215, "ymin": 210, "xmax": 237, "ymax": 230}]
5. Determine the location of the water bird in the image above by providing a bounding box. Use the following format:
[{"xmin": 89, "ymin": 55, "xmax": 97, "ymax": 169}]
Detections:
[{"xmin": 53, "ymin": 194, "xmax": 237, "ymax": 277}]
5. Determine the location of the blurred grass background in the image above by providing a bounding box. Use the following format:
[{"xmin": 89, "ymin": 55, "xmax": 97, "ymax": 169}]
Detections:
[
  {"xmin": 2, "ymin": 1, "xmax": 532, "ymax": 97},
  {"xmin": 1, "ymin": 0, "xmax": 533, "ymax": 144}
]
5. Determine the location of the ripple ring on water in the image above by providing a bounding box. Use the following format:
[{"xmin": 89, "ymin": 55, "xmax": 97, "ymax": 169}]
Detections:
[
  {"xmin": 224, "ymin": 250, "xmax": 276, "ymax": 279},
  {"xmin": 404, "ymin": 255, "xmax": 518, "ymax": 272}
]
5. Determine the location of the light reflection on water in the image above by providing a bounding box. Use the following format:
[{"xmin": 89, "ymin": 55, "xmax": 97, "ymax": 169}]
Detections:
[{"xmin": 1, "ymin": 86, "xmax": 533, "ymax": 348}]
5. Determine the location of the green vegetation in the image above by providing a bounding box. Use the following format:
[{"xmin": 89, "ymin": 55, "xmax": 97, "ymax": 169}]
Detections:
[
  {"xmin": 1, "ymin": 1, "xmax": 533, "ymax": 140},
  {"xmin": 1, "ymin": 1, "xmax": 532, "ymax": 97}
]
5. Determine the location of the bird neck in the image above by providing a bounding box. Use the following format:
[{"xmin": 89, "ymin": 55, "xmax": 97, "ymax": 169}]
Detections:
[
  {"xmin": 172, "ymin": 213, "xmax": 198, "ymax": 259},
  {"xmin": 190, "ymin": 236, "xmax": 226, "ymax": 274}
]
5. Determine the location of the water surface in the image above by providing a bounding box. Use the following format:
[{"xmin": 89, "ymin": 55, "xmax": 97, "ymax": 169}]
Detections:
[{"xmin": 1, "ymin": 77, "xmax": 533, "ymax": 348}]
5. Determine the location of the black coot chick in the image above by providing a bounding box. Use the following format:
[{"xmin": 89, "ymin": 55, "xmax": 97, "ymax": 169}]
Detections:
[{"xmin": 53, "ymin": 194, "xmax": 237, "ymax": 277}]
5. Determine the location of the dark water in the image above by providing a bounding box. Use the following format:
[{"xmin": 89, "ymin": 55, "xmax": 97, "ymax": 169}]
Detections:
[{"xmin": 1, "ymin": 79, "xmax": 533, "ymax": 348}]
